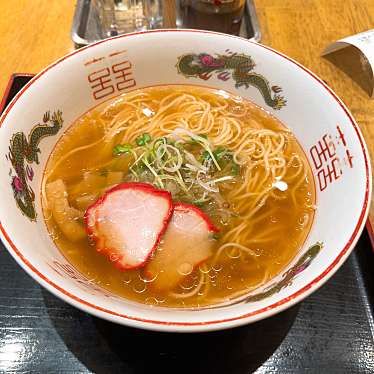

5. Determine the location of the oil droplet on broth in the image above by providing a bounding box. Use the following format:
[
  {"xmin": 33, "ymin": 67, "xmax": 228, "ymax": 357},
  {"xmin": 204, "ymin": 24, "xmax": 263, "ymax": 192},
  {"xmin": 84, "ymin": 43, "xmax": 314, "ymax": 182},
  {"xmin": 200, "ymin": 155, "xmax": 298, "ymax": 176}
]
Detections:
[
  {"xmin": 122, "ymin": 274, "xmax": 132, "ymax": 284},
  {"xmin": 145, "ymin": 297, "xmax": 158, "ymax": 306},
  {"xmin": 177, "ymin": 262, "xmax": 193, "ymax": 276},
  {"xmin": 270, "ymin": 215, "xmax": 278, "ymax": 223},
  {"xmin": 109, "ymin": 253, "xmax": 119, "ymax": 262},
  {"xmin": 208, "ymin": 272, "xmax": 217, "ymax": 280},
  {"xmin": 139, "ymin": 271, "xmax": 158, "ymax": 283},
  {"xmin": 199, "ymin": 265, "xmax": 211, "ymax": 274},
  {"xmin": 180, "ymin": 280, "xmax": 196, "ymax": 291},
  {"xmin": 227, "ymin": 248, "xmax": 241, "ymax": 259},
  {"xmin": 212, "ymin": 263, "xmax": 223, "ymax": 272},
  {"xmin": 132, "ymin": 277, "xmax": 147, "ymax": 293},
  {"xmin": 298, "ymin": 213, "xmax": 310, "ymax": 227}
]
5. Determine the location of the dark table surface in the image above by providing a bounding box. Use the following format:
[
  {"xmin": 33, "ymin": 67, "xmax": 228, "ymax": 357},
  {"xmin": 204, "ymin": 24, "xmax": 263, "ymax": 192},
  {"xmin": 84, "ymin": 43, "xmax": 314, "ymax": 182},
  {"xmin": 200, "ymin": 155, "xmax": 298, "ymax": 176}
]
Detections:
[
  {"xmin": 0, "ymin": 76, "xmax": 373, "ymax": 374},
  {"xmin": 1, "ymin": 229, "xmax": 373, "ymax": 374}
]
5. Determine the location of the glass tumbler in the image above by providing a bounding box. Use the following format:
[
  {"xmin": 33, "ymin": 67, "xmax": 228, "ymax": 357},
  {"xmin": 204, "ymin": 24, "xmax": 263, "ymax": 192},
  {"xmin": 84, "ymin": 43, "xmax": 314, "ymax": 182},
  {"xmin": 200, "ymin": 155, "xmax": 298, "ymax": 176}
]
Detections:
[{"xmin": 94, "ymin": 0, "xmax": 163, "ymax": 37}]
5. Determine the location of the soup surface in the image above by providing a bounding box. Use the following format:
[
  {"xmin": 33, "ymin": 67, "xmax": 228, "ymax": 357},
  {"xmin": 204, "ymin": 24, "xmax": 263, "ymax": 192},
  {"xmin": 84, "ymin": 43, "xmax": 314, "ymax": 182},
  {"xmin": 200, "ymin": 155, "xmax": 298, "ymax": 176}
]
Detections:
[{"xmin": 42, "ymin": 85, "xmax": 315, "ymax": 308}]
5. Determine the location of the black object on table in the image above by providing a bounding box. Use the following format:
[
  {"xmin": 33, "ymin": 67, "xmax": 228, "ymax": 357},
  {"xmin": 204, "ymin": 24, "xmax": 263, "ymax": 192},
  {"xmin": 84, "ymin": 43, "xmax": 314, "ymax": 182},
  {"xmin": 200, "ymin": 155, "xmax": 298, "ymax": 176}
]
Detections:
[{"xmin": 0, "ymin": 75, "xmax": 373, "ymax": 374}]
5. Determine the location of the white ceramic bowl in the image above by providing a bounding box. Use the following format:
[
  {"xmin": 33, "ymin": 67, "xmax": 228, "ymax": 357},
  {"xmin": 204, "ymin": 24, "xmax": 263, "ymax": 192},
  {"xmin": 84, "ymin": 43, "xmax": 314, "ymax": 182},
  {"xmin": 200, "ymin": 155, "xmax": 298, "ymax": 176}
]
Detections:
[{"xmin": 0, "ymin": 30, "xmax": 371, "ymax": 332}]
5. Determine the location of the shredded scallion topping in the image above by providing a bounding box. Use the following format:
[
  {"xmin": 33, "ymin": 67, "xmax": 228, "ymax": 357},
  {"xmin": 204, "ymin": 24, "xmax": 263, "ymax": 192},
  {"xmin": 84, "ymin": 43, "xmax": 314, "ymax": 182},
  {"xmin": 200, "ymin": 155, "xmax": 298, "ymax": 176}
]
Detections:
[{"xmin": 112, "ymin": 129, "xmax": 240, "ymax": 208}]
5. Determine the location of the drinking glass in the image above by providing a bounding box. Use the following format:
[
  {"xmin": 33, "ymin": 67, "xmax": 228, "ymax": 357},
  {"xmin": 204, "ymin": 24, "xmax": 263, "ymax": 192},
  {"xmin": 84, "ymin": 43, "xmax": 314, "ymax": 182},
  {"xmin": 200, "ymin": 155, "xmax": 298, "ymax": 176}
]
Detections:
[{"xmin": 93, "ymin": 0, "xmax": 163, "ymax": 37}]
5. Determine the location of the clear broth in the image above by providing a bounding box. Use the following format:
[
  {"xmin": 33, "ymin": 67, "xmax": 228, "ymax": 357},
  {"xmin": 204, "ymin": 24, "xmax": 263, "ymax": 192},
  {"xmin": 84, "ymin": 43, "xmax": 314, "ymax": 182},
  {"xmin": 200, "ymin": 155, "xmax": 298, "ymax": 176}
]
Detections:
[{"xmin": 43, "ymin": 85, "xmax": 315, "ymax": 308}]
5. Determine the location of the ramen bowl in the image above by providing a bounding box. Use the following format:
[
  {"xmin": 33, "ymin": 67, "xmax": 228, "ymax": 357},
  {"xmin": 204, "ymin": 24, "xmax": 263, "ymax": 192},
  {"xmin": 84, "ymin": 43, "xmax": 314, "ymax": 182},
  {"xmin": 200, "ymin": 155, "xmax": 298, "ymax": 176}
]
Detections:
[{"xmin": 0, "ymin": 30, "xmax": 371, "ymax": 332}]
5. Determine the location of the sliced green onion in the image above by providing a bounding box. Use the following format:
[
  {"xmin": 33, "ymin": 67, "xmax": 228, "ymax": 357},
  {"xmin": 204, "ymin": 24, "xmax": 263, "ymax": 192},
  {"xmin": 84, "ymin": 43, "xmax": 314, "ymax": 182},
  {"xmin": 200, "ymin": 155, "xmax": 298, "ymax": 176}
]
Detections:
[
  {"xmin": 231, "ymin": 162, "xmax": 240, "ymax": 175},
  {"xmin": 159, "ymin": 174, "xmax": 189, "ymax": 194},
  {"xmin": 113, "ymin": 143, "xmax": 132, "ymax": 156},
  {"xmin": 175, "ymin": 169, "xmax": 189, "ymax": 193},
  {"xmin": 201, "ymin": 146, "xmax": 221, "ymax": 171},
  {"xmin": 136, "ymin": 133, "xmax": 152, "ymax": 146},
  {"xmin": 130, "ymin": 168, "xmax": 139, "ymax": 179},
  {"xmin": 129, "ymin": 151, "xmax": 146, "ymax": 175},
  {"xmin": 142, "ymin": 158, "xmax": 164, "ymax": 188},
  {"xmin": 153, "ymin": 137, "xmax": 167, "ymax": 151},
  {"xmin": 201, "ymin": 150, "xmax": 210, "ymax": 161},
  {"xmin": 213, "ymin": 147, "xmax": 228, "ymax": 160},
  {"xmin": 201, "ymin": 147, "xmax": 230, "ymax": 164},
  {"xmin": 210, "ymin": 176, "xmax": 235, "ymax": 184},
  {"xmin": 161, "ymin": 145, "xmax": 183, "ymax": 173},
  {"xmin": 121, "ymin": 131, "xmax": 238, "ymax": 210},
  {"xmin": 211, "ymin": 233, "xmax": 220, "ymax": 240},
  {"xmin": 189, "ymin": 133, "xmax": 208, "ymax": 144}
]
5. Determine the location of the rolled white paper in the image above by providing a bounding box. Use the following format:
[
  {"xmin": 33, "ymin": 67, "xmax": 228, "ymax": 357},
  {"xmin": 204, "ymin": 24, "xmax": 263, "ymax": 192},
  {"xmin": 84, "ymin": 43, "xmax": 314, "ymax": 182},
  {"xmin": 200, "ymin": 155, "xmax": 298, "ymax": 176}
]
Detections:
[{"xmin": 322, "ymin": 29, "xmax": 374, "ymax": 97}]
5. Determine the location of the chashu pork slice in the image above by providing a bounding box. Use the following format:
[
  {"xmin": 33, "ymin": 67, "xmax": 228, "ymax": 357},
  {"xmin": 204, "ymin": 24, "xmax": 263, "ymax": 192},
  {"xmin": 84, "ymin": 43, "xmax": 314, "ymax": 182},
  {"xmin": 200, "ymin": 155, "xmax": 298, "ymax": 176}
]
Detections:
[
  {"xmin": 145, "ymin": 203, "xmax": 219, "ymax": 292},
  {"xmin": 85, "ymin": 182, "xmax": 173, "ymax": 270}
]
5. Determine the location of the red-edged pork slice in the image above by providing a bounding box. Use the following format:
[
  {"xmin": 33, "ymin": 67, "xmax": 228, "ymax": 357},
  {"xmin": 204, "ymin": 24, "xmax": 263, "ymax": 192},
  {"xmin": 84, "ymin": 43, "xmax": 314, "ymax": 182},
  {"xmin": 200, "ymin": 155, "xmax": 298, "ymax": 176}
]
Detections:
[
  {"xmin": 145, "ymin": 203, "xmax": 219, "ymax": 292},
  {"xmin": 85, "ymin": 182, "xmax": 173, "ymax": 270}
]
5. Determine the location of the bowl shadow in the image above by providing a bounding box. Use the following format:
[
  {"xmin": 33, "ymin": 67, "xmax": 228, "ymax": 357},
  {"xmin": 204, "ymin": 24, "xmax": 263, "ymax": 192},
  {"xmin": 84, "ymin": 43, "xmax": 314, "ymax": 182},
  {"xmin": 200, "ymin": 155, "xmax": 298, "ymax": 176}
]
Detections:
[{"xmin": 42, "ymin": 288, "xmax": 299, "ymax": 374}]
